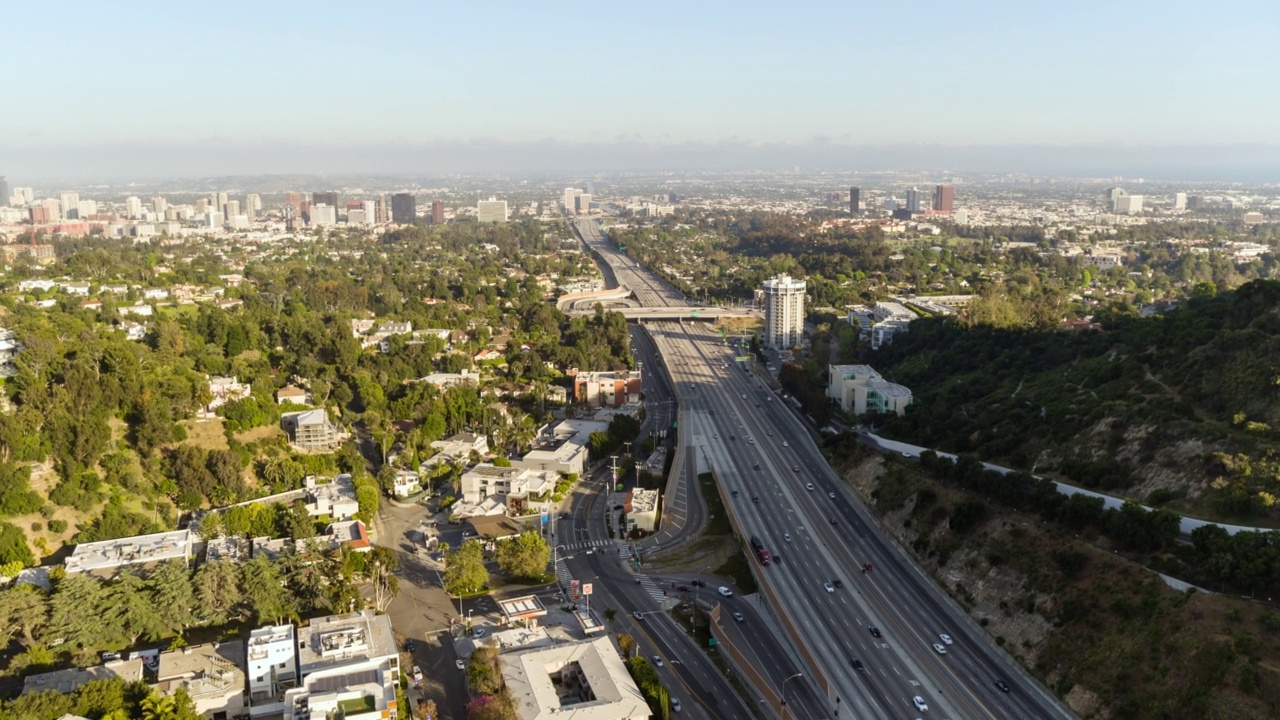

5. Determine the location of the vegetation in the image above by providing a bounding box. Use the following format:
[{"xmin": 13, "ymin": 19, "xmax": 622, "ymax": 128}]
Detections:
[
  {"xmin": 0, "ymin": 676, "xmax": 200, "ymax": 720},
  {"xmin": 444, "ymin": 540, "xmax": 489, "ymax": 596},
  {"xmin": 625, "ymin": 655, "xmax": 671, "ymax": 720},
  {"xmin": 494, "ymin": 531, "xmax": 551, "ymax": 581}
]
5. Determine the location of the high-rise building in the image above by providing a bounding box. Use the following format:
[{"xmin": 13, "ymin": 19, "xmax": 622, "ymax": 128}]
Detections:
[
  {"xmin": 313, "ymin": 191, "xmax": 339, "ymax": 209},
  {"xmin": 216, "ymin": 192, "xmax": 229, "ymax": 211},
  {"xmin": 60, "ymin": 192, "xmax": 80, "ymax": 220},
  {"xmin": 477, "ymin": 198, "xmax": 509, "ymax": 222},
  {"xmin": 360, "ymin": 200, "xmax": 376, "ymax": 224},
  {"xmin": 1106, "ymin": 187, "xmax": 1126, "ymax": 205},
  {"xmin": 223, "ymin": 200, "xmax": 240, "ymax": 219},
  {"xmin": 29, "ymin": 206, "xmax": 52, "ymax": 223},
  {"xmin": 905, "ymin": 188, "xmax": 922, "ymax": 213},
  {"xmin": 564, "ymin": 187, "xmax": 577, "ymax": 213},
  {"xmin": 78, "ymin": 200, "xmax": 97, "ymax": 218},
  {"xmin": 431, "ymin": 199, "xmax": 445, "ymax": 224},
  {"xmin": 932, "ymin": 184, "xmax": 954, "ymax": 213},
  {"xmin": 246, "ymin": 193, "xmax": 262, "ymax": 212},
  {"xmin": 310, "ymin": 204, "xmax": 337, "ymax": 226},
  {"xmin": 125, "ymin": 196, "xmax": 142, "ymax": 219},
  {"xmin": 0, "ymin": 177, "xmax": 8, "ymax": 206},
  {"xmin": 849, "ymin": 187, "xmax": 861, "ymax": 214},
  {"xmin": 152, "ymin": 196, "xmax": 168, "ymax": 216},
  {"xmin": 12, "ymin": 187, "xmax": 34, "ymax": 206},
  {"xmin": 1174, "ymin": 192, "xmax": 1187, "ymax": 210},
  {"xmin": 577, "ymin": 193, "xmax": 592, "ymax": 214},
  {"xmin": 1187, "ymin": 195, "xmax": 1205, "ymax": 211},
  {"xmin": 377, "ymin": 194, "xmax": 388, "ymax": 223},
  {"xmin": 1114, "ymin": 194, "xmax": 1144, "ymax": 215},
  {"xmin": 285, "ymin": 192, "xmax": 303, "ymax": 216},
  {"xmin": 391, "ymin": 193, "xmax": 416, "ymax": 224},
  {"xmin": 763, "ymin": 274, "xmax": 806, "ymax": 350}
]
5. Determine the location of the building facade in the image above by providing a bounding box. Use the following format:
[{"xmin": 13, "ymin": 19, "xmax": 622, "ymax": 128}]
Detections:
[
  {"xmin": 391, "ymin": 193, "xmax": 416, "ymax": 224},
  {"xmin": 477, "ymin": 198, "xmax": 509, "ymax": 222},
  {"xmin": 932, "ymin": 184, "xmax": 954, "ymax": 212},
  {"xmin": 826, "ymin": 364, "xmax": 913, "ymax": 416},
  {"xmin": 762, "ymin": 274, "xmax": 806, "ymax": 349},
  {"xmin": 849, "ymin": 186, "xmax": 860, "ymax": 214}
]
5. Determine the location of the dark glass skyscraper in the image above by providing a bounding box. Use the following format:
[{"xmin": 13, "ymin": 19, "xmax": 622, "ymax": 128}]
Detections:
[
  {"xmin": 391, "ymin": 193, "xmax": 416, "ymax": 224},
  {"xmin": 849, "ymin": 187, "xmax": 861, "ymax": 214}
]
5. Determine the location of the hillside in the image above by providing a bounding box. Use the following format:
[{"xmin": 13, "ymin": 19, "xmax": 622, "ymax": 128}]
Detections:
[{"xmin": 874, "ymin": 279, "xmax": 1280, "ymax": 524}]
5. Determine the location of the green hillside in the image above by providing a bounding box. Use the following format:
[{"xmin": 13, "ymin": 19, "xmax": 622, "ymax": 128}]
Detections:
[{"xmin": 875, "ymin": 279, "xmax": 1280, "ymax": 523}]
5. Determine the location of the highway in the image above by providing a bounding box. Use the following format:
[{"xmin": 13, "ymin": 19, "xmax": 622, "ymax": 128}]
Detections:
[{"xmin": 574, "ymin": 219, "xmax": 1076, "ymax": 720}]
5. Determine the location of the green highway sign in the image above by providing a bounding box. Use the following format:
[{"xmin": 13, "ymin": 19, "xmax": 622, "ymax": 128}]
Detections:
[{"xmin": 735, "ymin": 356, "xmax": 750, "ymax": 362}]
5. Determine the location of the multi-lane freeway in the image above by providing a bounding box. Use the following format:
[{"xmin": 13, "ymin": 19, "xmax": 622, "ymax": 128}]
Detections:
[{"xmin": 574, "ymin": 219, "xmax": 1075, "ymax": 720}]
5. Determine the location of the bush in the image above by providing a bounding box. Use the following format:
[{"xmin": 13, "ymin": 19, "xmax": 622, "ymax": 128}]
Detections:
[{"xmin": 48, "ymin": 519, "xmax": 68, "ymax": 534}]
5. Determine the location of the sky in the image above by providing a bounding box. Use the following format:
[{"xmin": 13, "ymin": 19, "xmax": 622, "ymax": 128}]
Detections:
[{"xmin": 3, "ymin": 0, "xmax": 1279, "ymax": 180}]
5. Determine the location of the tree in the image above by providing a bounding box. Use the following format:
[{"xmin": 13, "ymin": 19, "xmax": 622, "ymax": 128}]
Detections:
[
  {"xmin": 194, "ymin": 559, "xmax": 242, "ymax": 624},
  {"xmin": 0, "ymin": 583, "xmax": 49, "ymax": 649},
  {"xmin": 495, "ymin": 532, "xmax": 551, "ymax": 581},
  {"xmin": 105, "ymin": 570, "xmax": 162, "ymax": 644},
  {"xmin": 367, "ymin": 546, "xmax": 400, "ymax": 612},
  {"xmin": 148, "ymin": 560, "xmax": 197, "ymax": 639},
  {"xmin": 140, "ymin": 687, "xmax": 200, "ymax": 720},
  {"xmin": 241, "ymin": 556, "xmax": 294, "ymax": 625},
  {"xmin": 443, "ymin": 540, "xmax": 489, "ymax": 596},
  {"xmin": 47, "ymin": 573, "xmax": 110, "ymax": 649},
  {"xmin": 0, "ymin": 520, "xmax": 35, "ymax": 566}
]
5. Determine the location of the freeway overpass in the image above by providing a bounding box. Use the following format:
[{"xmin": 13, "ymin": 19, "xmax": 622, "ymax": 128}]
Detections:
[{"xmin": 564, "ymin": 305, "xmax": 761, "ymax": 320}]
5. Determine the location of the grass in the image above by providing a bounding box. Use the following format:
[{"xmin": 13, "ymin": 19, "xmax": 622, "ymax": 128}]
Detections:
[
  {"xmin": 179, "ymin": 417, "xmax": 230, "ymax": 451},
  {"xmin": 336, "ymin": 695, "xmax": 376, "ymax": 714},
  {"xmin": 699, "ymin": 473, "xmax": 732, "ymax": 536},
  {"xmin": 714, "ymin": 552, "xmax": 758, "ymax": 594}
]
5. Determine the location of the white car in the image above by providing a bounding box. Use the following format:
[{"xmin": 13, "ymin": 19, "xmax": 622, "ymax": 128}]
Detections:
[
  {"xmin": 933, "ymin": 643, "xmax": 947, "ymax": 655},
  {"xmin": 473, "ymin": 628, "xmax": 487, "ymax": 638},
  {"xmin": 455, "ymin": 658, "xmax": 466, "ymax": 670},
  {"xmin": 913, "ymin": 696, "xmax": 929, "ymax": 712},
  {"xmin": 412, "ymin": 665, "xmax": 423, "ymax": 686},
  {"xmin": 782, "ymin": 441, "xmax": 789, "ymax": 447},
  {"xmin": 806, "ymin": 483, "xmax": 815, "ymax": 491},
  {"xmin": 823, "ymin": 581, "xmax": 834, "ymax": 593},
  {"xmin": 652, "ymin": 655, "xmax": 664, "ymax": 667},
  {"xmin": 672, "ymin": 698, "xmax": 682, "ymax": 713},
  {"xmin": 718, "ymin": 586, "xmax": 733, "ymax": 597},
  {"xmin": 783, "ymin": 533, "xmax": 792, "ymax": 543},
  {"xmin": 828, "ymin": 492, "xmax": 836, "ymax": 499},
  {"xmin": 713, "ymin": 433, "xmax": 719, "ymax": 439},
  {"xmin": 940, "ymin": 633, "xmax": 953, "ymax": 645},
  {"xmin": 732, "ymin": 611, "xmax": 745, "ymax": 623}
]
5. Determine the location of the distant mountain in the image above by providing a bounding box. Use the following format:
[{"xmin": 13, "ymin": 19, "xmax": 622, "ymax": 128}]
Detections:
[{"xmin": 875, "ymin": 280, "xmax": 1280, "ymax": 523}]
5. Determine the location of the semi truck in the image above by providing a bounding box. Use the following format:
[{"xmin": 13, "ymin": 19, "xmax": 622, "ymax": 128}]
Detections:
[{"xmin": 749, "ymin": 536, "xmax": 771, "ymax": 565}]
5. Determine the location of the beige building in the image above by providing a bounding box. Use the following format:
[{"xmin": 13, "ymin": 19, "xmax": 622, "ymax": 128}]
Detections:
[
  {"xmin": 827, "ymin": 364, "xmax": 913, "ymax": 416},
  {"xmin": 500, "ymin": 635, "xmax": 649, "ymax": 720},
  {"xmin": 155, "ymin": 641, "xmax": 247, "ymax": 720},
  {"xmin": 282, "ymin": 409, "xmax": 340, "ymax": 449},
  {"xmin": 286, "ymin": 610, "xmax": 400, "ymax": 720},
  {"xmin": 624, "ymin": 488, "xmax": 659, "ymax": 534}
]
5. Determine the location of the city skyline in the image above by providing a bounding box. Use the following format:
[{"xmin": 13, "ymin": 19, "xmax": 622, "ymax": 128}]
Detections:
[{"xmin": 2, "ymin": 0, "xmax": 1278, "ymax": 181}]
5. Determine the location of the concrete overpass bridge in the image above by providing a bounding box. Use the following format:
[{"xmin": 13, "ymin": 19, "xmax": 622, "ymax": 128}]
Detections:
[{"xmin": 565, "ymin": 305, "xmax": 761, "ymax": 320}]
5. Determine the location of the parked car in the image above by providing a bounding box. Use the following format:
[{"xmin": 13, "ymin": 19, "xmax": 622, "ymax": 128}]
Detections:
[
  {"xmin": 412, "ymin": 665, "xmax": 423, "ymax": 687},
  {"xmin": 455, "ymin": 658, "xmax": 466, "ymax": 670}
]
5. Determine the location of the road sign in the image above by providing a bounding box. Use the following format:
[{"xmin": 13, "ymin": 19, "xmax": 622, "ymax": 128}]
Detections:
[
  {"xmin": 570, "ymin": 580, "xmax": 580, "ymax": 599},
  {"xmin": 583, "ymin": 583, "xmax": 594, "ymax": 596},
  {"xmin": 735, "ymin": 356, "xmax": 750, "ymax": 362}
]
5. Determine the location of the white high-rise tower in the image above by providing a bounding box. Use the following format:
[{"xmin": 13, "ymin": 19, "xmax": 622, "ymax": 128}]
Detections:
[{"xmin": 762, "ymin": 274, "xmax": 806, "ymax": 350}]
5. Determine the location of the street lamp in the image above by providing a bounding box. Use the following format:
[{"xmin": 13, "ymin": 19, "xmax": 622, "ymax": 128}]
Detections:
[{"xmin": 779, "ymin": 672, "xmax": 803, "ymax": 714}]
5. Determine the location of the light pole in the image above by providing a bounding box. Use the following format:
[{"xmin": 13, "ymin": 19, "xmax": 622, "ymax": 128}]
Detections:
[{"xmin": 779, "ymin": 672, "xmax": 803, "ymax": 718}]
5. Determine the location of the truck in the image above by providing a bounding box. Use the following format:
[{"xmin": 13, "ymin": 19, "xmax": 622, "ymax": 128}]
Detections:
[{"xmin": 749, "ymin": 536, "xmax": 771, "ymax": 566}]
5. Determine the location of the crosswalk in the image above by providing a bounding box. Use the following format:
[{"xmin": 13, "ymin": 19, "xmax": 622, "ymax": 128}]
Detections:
[
  {"xmin": 561, "ymin": 539, "xmax": 615, "ymax": 552},
  {"xmin": 634, "ymin": 574, "xmax": 667, "ymax": 604}
]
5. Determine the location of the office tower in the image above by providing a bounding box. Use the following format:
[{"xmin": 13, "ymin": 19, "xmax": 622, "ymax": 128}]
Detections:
[
  {"xmin": 215, "ymin": 192, "xmax": 228, "ymax": 211},
  {"xmin": 577, "ymin": 193, "xmax": 592, "ymax": 213},
  {"xmin": 204, "ymin": 211, "xmax": 223, "ymax": 228},
  {"xmin": 78, "ymin": 200, "xmax": 97, "ymax": 218},
  {"xmin": 152, "ymin": 196, "xmax": 168, "ymax": 216},
  {"xmin": 905, "ymin": 188, "xmax": 922, "ymax": 213},
  {"xmin": 60, "ymin": 192, "xmax": 80, "ymax": 219},
  {"xmin": 196, "ymin": 198, "xmax": 209, "ymax": 213},
  {"xmin": 431, "ymin": 199, "xmax": 445, "ymax": 224},
  {"xmin": 126, "ymin": 196, "xmax": 142, "ymax": 219},
  {"xmin": 849, "ymin": 187, "xmax": 861, "ymax": 214},
  {"xmin": 883, "ymin": 197, "xmax": 900, "ymax": 211},
  {"xmin": 1187, "ymin": 195, "xmax": 1205, "ymax": 211},
  {"xmin": 246, "ymin": 193, "xmax": 262, "ymax": 212},
  {"xmin": 223, "ymin": 200, "xmax": 240, "ymax": 220},
  {"xmin": 0, "ymin": 177, "xmax": 7, "ymax": 206},
  {"xmin": 477, "ymin": 198, "xmax": 509, "ymax": 222},
  {"xmin": 1174, "ymin": 192, "xmax": 1187, "ymax": 210},
  {"xmin": 285, "ymin": 191, "xmax": 303, "ymax": 216},
  {"xmin": 312, "ymin": 191, "xmax": 339, "ymax": 209},
  {"xmin": 29, "ymin": 206, "xmax": 52, "ymax": 223},
  {"xmin": 1106, "ymin": 187, "xmax": 1126, "ymax": 204},
  {"xmin": 310, "ymin": 204, "xmax": 337, "ymax": 226},
  {"xmin": 361, "ymin": 200, "xmax": 376, "ymax": 224},
  {"xmin": 932, "ymin": 184, "xmax": 954, "ymax": 213},
  {"xmin": 377, "ymin": 194, "xmax": 388, "ymax": 223},
  {"xmin": 391, "ymin": 193, "xmax": 416, "ymax": 224},
  {"xmin": 347, "ymin": 209, "xmax": 368, "ymax": 225},
  {"xmin": 564, "ymin": 187, "xmax": 577, "ymax": 212},
  {"xmin": 43, "ymin": 198, "xmax": 62, "ymax": 219},
  {"xmin": 1114, "ymin": 195, "xmax": 1144, "ymax": 214},
  {"xmin": 12, "ymin": 187, "xmax": 34, "ymax": 205},
  {"xmin": 762, "ymin": 274, "xmax": 806, "ymax": 350}
]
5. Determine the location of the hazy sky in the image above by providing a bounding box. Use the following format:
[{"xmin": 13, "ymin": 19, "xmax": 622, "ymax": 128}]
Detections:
[{"xmin": 4, "ymin": 0, "xmax": 1278, "ymax": 178}]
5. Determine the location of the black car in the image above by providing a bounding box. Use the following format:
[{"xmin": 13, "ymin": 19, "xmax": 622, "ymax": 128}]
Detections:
[
  {"xmin": 752, "ymin": 496, "xmax": 761, "ymax": 504},
  {"xmin": 405, "ymin": 639, "xmax": 416, "ymax": 653},
  {"xmin": 868, "ymin": 626, "xmax": 881, "ymax": 638},
  {"xmin": 832, "ymin": 579, "xmax": 844, "ymax": 589},
  {"xmin": 772, "ymin": 553, "xmax": 782, "ymax": 564},
  {"xmin": 829, "ymin": 518, "xmax": 838, "ymax": 525},
  {"xmin": 691, "ymin": 579, "xmax": 706, "ymax": 587},
  {"xmin": 994, "ymin": 680, "xmax": 1011, "ymax": 693},
  {"xmin": 731, "ymin": 489, "xmax": 740, "ymax": 497},
  {"xmin": 851, "ymin": 658, "xmax": 864, "ymax": 672},
  {"xmin": 753, "ymin": 463, "xmax": 760, "ymax": 470}
]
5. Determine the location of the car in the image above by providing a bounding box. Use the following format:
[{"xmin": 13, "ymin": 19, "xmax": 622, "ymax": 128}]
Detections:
[
  {"xmin": 902, "ymin": 452, "xmax": 913, "ymax": 458},
  {"xmin": 829, "ymin": 518, "xmax": 838, "ymax": 525},
  {"xmin": 101, "ymin": 651, "xmax": 121, "ymax": 662},
  {"xmin": 868, "ymin": 626, "xmax": 882, "ymax": 638},
  {"xmin": 713, "ymin": 433, "xmax": 719, "ymax": 439},
  {"xmin": 782, "ymin": 441, "xmax": 789, "ymax": 447},
  {"xmin": 767, "ymin": 430, "xmax": 774, "ymax": 436},
  {"xmin": 755, "ymin": 403, "xmax": 760, "ymax": 408},
  {"xmin": 793, "ymin": 466, "xmax": 800, "ymax": 472},
  {"xmin": 741, "ymin": 394, "xmax": 746, "ymax": 399},
  {"xmin": 613, "ymin": 504, "xmax": 624, "ymax": 511},
  {"xmin": 585, "ymin": 548, "xmax": 594, "ymax": 555},
  {"xmin": 748, "ymin": 438, "xmax": 755, "ymax": 444},
  {"xmin": 731, "ymin": 489, "xmax": 739, "ymax": 497},
  {"xmin": 730, "ymin": 435, "xmax": 736, "ymax": 440},
  {"xmin": 652, "ymin": 655, "xmax": 664, "ymax": 667},
  {"xmin": 913, "ymin": 696, "xmax": 929, "ymax": 712},
  {"xmin": 833, "ymin": 578, "xmax": 844, "ymax": 589},
  {"xmin": 692, "ymin": 579, "xmax": 706, "ymax": 587},
  {"xmin": 828, "ymin": 491, "xmax": 836, "ymax": 499},
  {"xmin": 773, "ymin": 553, "xmax": 782, "ymax": 564},
  {"xmin": 677, "ymin": 585, "xmax": 691, "ymax": 592},
  {"xmin": 455, "ymin": 658, "xmax": 467, "ymax": 670},
  {"xmin": 851, "ymin": 658, "xmax": 864, "ymax": 672},
  {"xmin": 767, "ymin": 396, "xmax": 772, "ymax": 402},
  {"xmin": 718, "ymin": 586, "xmax": 733, "ymax": 597},
  {"xmin": 783, "ymin": 533, "xmax": 792, "ymax": 543},
  {"xmin": 933, "ymin": 643, "xmax": 947, "ymax": 655},
  {"xmin": 752, "ymin": 496, "xmax": 760, "ymax": 504},
  {"xmin": 994, "ymin": 679, "xmax": 1011, "ymax": 693},
  {"xmin": 732, "ymin": 611, "xmax": 745, "ymax": 623},
  {"xmin": 405, "ymin": 639, "xmax": 416, "ymax": 653},
  {"xmin": 473, "ymin": 628, "xmax": 487, "ymax": 639},
  {"xmin": 412, "ymin": 665, "xmax": 424, "ymax": 686},
  {"xmin": 671, "ymin": 698, "xmax": 682, "ymax": 713},
  {"xmin": 939, "ymin": 633, "xmax": 953, "ymax": 645},
  {"xmin": 633, "ymin": 611, "xmax": 644, "ymax": 620},
  {"xmin": 753, "ymin": 463, "xmax": 760, "ymax": 470},
  {"xmin": 863, "ymin": 562, "xmax": 873, "ymax": 571},
  {"xmin": 709, "ymin": 410, "xmax": 715, "ymax": 416},
  {"xmin": 823, "ymin": 581, "xmax": 834, "ymax": 593}
]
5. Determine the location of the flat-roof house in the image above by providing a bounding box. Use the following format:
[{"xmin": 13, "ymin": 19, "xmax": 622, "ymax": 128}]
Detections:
[
  {"xmin": 65, "ymin": 529, "xmax": 193, "ymax": 577},
  {"xmin": 154, "ymin": 641, "xmax": 247, "ymax": 720},
  {"xmin": 284, "ymin": 610, "xmax": 400, "ymax": 720},
  {"xmin": 282, "ymin": 409, "xmax": 339, "ymax": 450}
]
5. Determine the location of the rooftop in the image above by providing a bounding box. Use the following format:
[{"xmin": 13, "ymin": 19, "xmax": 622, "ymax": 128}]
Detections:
[
  {"xmin": 298, "ymin": 610, "xmax": 397, "ymax": 673},
  {"xmin": 156, "ymin": 640, "xmax": 246, "ymax": 704},
  {"xmin": 65, "ymin": 529, "xmax": 193, "ymax": 575},
  {"xmin": 23, "ymin": 659, "xmax": 145, "ymax": 696},
  {"xmin": 501, "ymin": 636, "xmax": 649, "ymax": 720}
]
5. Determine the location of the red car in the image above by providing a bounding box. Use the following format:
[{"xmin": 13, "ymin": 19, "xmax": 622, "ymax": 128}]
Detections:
[{"xmin": 863, "ymin": 562, "xmax": 873, "ymax": 572}]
